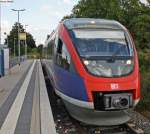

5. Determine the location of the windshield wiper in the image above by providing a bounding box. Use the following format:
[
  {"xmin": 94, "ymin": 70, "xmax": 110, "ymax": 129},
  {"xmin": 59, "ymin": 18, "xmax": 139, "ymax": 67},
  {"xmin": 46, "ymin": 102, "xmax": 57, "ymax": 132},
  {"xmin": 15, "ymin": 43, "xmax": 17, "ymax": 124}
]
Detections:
[
  {"xmin": 108, "ymin": 33, "xmax": 131, "ymax": 62},
  {"xmin": 108, "ymin": 45, "xmax": 126, "ymax": 62},
  {"xmin": 81, "ymin": 54, "xmax": 132, "ymax": 61}
]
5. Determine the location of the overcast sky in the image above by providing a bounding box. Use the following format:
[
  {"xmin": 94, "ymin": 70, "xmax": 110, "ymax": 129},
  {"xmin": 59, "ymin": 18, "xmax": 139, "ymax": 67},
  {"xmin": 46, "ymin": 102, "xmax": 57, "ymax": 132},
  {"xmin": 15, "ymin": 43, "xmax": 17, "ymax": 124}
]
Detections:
[{"xmin": 1, "ymin": 0, "xmax": 147, "ymax": 45}]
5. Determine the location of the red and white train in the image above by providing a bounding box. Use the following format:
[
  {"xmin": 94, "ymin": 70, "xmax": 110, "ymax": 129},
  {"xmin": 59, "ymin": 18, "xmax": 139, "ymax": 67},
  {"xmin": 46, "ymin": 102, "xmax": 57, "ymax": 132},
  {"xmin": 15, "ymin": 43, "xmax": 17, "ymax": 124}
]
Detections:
[{"xmin": 43, "ymin": 18, "xmax": 140, "ymax": 126}]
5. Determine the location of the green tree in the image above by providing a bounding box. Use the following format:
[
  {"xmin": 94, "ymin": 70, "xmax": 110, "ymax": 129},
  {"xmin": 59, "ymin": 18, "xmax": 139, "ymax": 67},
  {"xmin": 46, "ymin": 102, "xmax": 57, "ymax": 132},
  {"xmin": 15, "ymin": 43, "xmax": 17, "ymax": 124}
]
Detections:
[
  {"xmin": 37, "ymin": 44, "xmax": 43, "ymax": 58},
  {"xmin": 129, "ymin": 14, "xmax": 150, "ymax": 49},
  {"xmin": 5, "ymin": 22, "xmax": 36, "ymax": 56}
]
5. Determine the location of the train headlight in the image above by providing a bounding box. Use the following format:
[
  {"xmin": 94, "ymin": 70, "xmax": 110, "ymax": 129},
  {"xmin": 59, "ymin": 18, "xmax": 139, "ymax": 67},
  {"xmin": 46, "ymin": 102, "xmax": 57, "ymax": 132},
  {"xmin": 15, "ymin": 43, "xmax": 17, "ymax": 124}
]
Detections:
[
  {"xmin": 83, "ymin": 60, "xmax": 89, "ymax": 65},
  {"xmin": 126, "ymin": 59, "xmax": 132, "ymax": 65}
]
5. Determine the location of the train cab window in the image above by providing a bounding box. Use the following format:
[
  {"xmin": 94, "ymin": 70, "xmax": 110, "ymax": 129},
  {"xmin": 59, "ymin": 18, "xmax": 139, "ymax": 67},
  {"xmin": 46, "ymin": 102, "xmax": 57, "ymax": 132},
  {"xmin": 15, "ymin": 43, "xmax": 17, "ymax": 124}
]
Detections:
[
  {"xmin": 57, "ymin": 39, "xmax": 63, "ymax": 54},
  {"xmin": 56, "ymin": 38, "xmax": 71, "ymax": 70},
  {"xmin": 55, "ymin": 34, "xmax": 59, "ymax": 50},
  {"xmin": 62, "ymin": 43, "xmax": 71, "ymax": 70},
  {"xmin": 48, "ymin": 42, "xmax": 53, "ymax": 59},
  {"xmin": 55, "ymin": 39, "xmax": 63, "ymax": 66}
]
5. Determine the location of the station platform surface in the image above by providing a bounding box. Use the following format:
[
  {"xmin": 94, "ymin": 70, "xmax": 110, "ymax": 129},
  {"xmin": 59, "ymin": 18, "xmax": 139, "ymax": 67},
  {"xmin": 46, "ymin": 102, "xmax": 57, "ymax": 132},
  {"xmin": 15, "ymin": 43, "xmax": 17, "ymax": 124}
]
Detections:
[{"xmin": 0, "ymin": 60, "xmax": 56, "ymax": 134}]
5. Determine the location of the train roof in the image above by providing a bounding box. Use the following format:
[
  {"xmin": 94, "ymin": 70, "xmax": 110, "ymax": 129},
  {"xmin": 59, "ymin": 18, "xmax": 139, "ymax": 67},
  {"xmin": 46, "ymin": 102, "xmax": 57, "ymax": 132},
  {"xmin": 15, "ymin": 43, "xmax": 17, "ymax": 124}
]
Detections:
[{"xmin": 63, "ymin": 18, "xmax": 125, "ymax": 30}]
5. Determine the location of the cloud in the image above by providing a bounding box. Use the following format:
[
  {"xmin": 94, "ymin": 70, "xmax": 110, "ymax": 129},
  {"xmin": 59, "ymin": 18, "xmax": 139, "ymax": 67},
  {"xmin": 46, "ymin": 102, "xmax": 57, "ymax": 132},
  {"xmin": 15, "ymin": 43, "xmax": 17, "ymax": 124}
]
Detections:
[
  {"xmin": 40, "ymin": 5, "xmax": 66, "ymax": 18},
  {"xmin": 40, "ymin": 5, "xmax": 50, "ymax": 12},
  {"xmin": 31, "ymin": 27, "xmax": 49, "ymax": 32},
  {"xmin": 38, "ymin": 1, "xmax": 77, "ymax": 45},
  {"xmin": 57, "ymin": 0, "xmax": 72, "ymax": 5},
  {"xmin": 140, "ymin": 0, "xmax": 148, "ymax": 4},
  {"xmin": 63, "ymin": 0, "xmax": 71, "ymax": 4},
  {"xmin": 2, "ymin": 20, "xmax": 10, "ymax": 32},
  {"xmin": 27, "ymin": 25, "xmax": 53, "ymax": 45}
]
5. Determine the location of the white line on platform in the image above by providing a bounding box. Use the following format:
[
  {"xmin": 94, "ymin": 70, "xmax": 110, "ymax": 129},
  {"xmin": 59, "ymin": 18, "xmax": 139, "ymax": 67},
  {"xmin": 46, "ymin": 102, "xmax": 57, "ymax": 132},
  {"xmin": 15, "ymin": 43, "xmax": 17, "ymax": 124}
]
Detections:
[
  {"xmin": 0, "ymin": 60, "xmax": 36, "ymax": 134},
  {"xmin": 39, "ymin": 61, "xmax": 57, "ymax": 134}
]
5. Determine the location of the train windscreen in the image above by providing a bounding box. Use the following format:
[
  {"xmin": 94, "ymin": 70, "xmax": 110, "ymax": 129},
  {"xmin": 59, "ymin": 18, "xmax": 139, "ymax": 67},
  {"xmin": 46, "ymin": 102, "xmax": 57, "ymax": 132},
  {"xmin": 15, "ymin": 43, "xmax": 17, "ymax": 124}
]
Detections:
[
  {"xmin": 70, "ymin": 29, "xmax": 134, "ymax": 77},
  {"xmin": 71, "ymin": 29, "xmax": 132, "ymax": 57}
]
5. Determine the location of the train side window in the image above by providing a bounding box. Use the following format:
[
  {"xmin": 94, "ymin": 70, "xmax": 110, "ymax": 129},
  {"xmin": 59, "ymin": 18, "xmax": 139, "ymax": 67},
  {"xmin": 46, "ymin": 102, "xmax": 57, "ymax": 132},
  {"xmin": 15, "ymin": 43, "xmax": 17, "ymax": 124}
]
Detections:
[
  {"xmin": 55, "ymin": 38, "xmax": 71, "ymax": 71},
  {"xmin": 62, "ymin": 44, "xmax": 71, "ymax": 70},
  {"xmin": 57, "ymin": 39, "xmax": 63, "ymax": 54},
  {"xmin": 55, "ymin": 39, "xmax": 63, "ymax": 66},
  {"xmin": 48, "ymin": 40, "xmax": 54, "ymax": 59},
  {"xmin": 55, "ymin": 34, "xmax": 59, "ymax": 51}
]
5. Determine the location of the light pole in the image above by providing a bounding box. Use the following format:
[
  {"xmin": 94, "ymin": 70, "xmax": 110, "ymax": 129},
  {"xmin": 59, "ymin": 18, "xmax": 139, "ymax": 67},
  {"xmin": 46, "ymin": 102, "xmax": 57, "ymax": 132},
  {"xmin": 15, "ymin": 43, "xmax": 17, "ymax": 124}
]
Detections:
[
  {"xmin": 25, "ymin": 24, "xmax": 28, "ymax": 59},
  {"xmin": 14, "ymin": 38, "xmax": 15, "ymax": 57},
  {"xmin": 0, "ymin": 0, "xmax": 13, "ymax": 45},
  {"xmin": 11, "ymin": 8, "xmax": 25, "ymax": 64}
]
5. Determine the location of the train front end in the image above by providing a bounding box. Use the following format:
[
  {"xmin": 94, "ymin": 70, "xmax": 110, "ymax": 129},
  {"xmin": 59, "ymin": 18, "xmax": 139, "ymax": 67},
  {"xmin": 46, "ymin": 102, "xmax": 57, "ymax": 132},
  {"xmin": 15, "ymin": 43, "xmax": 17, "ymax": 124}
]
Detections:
[{"xmin": 58, "ymin": 18, "xmax": 140, "ymax": 126}]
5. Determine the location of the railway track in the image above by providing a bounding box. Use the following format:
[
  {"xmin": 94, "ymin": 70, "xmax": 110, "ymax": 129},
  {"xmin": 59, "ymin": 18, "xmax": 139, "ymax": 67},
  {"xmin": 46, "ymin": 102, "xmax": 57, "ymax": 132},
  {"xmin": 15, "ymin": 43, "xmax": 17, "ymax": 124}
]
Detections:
[
  {"xmin": 124, "ymin": 123, "xmax": 144, "ymax": 134},
  {"xmin": 42, "ymin": 64, "xmax": 145, "ymax": 134}
]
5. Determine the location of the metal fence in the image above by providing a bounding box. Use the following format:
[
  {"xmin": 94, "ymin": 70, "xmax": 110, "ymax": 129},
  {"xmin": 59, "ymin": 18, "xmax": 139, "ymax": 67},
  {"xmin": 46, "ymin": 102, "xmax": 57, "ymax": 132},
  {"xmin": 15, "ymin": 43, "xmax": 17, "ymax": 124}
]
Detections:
[{"xmin": 9, "ymin": 56, "xmax": 26, "ymax": 68}]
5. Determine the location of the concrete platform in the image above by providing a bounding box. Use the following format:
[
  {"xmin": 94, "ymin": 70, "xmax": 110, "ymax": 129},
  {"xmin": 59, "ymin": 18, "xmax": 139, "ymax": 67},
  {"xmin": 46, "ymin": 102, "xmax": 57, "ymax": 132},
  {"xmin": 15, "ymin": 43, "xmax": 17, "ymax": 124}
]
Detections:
[
  {"xmin": 0, "ymin": 60, "xmax": 33, "ymax": 108},
  {"xmin": 0, "ymin": 60, "xmax": 56, "ymax": 134}
]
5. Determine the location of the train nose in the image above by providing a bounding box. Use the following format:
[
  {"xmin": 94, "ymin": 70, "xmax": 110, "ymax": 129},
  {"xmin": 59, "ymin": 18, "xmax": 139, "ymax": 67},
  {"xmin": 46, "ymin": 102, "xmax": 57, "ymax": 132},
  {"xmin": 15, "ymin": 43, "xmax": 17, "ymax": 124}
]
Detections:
[{"xmin": 113, "ymin": 98, "xmax": 129, "ymax": 108}]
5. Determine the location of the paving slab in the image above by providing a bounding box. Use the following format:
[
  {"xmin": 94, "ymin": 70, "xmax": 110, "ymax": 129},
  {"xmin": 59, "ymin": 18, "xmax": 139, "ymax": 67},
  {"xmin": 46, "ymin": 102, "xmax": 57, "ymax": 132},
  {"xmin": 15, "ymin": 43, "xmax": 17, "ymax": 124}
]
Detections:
[
  {"xmin": 30, "ymin": 63, "xmax": 41, "ymax": 134},
  {"xmin": 0, "ymin": 60, "xmax": 33, "ymax": 108},
  {"xmin": 15, "ymin": 61, "xmax": 37, "ymax": 134},
  {"xmin": 0, "ymin": 60, "xmax": 56, "ymax": 134},
  {"xmin": 0, "ymin": 60, "xmax": 36, "ymax": 134}
]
